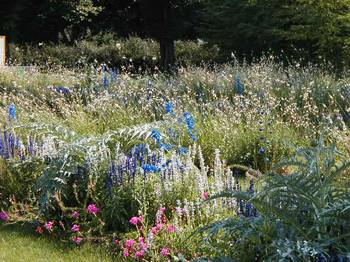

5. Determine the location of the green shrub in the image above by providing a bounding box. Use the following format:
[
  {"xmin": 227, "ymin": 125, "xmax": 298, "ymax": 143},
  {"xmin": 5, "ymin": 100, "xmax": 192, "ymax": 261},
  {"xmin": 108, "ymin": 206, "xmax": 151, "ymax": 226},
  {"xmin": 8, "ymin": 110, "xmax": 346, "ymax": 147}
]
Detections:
[{"xmin": 201, "ymin": 141, "xmax": 350, "ymax": 261}]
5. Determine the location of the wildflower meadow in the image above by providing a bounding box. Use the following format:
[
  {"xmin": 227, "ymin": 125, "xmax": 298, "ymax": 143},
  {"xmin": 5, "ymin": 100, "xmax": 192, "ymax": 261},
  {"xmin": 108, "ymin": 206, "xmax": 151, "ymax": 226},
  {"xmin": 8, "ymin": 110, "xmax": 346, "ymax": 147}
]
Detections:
[{"xmin": 0, "ymin": 58, "xmax": 349, "ymax": 261}]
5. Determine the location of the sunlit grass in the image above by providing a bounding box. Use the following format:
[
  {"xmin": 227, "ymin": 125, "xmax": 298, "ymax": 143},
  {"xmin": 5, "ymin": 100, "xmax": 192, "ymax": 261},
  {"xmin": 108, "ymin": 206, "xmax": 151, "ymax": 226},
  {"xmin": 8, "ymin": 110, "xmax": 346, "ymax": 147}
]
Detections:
[{"xmin": 0, "ymin": 224, "xmax": 114, "ymax": 262}]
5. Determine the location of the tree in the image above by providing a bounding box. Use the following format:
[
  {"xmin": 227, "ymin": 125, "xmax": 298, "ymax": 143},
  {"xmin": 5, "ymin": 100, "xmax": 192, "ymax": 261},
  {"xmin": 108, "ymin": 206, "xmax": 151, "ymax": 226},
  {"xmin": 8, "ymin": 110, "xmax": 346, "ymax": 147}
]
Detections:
[
  {"xmin": 199, "ymin": 0, "xmax": 350, "ymax": 67},
  {"xmin": 137, "ymin": 0, "xmax": 199, "ymax": 71}
]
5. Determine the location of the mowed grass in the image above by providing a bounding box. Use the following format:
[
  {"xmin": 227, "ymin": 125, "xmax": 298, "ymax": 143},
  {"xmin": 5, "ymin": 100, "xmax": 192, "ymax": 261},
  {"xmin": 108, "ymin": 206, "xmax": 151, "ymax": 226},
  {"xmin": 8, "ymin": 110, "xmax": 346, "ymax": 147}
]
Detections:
[{"xmin": 0, "ymin": 224, "xmax": 114, "ymax": 262}]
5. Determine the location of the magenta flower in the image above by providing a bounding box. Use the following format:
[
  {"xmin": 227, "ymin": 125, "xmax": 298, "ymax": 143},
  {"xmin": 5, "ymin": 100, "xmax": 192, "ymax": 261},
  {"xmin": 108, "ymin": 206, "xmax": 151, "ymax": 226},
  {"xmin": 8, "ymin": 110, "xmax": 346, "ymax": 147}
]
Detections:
[
  {"xmin": 71, "ymin": 224, "xmax": 80, "ymax": 232},
  {"xmin": 71, "ymin": 211, "xmax": 80, "ymax": 219},
  {"xmin": 87, "ymin": 204, "xmax": 100, "ymax": 215},
  {"xmin": 125, "ymin": 239, "xmax": 136, "ymax": 249},
  {"xmin": 156, "ymin": 223, "xmax": 163, "ymax": 230},
  {"xmin": 202, "ymin": 191, "xmax": 209, "ymax": 200},
  {"xmin": 160, "ymin": 247, "xmax": 171, "ymax": 257},
  {"xmin": 160, "ymin": 207, "xmax": 166, "ymax": 213},
  {"xmin": 167, "ymin": 224, "xmax": 176, "ymax": 233},
  {"xmin": 151, "ymin": 226, "xmax": 158, "ymax": 235},
  {"xmin": 72, "ymin": 236, "xmax": 83, "ymax": 244},
  {"xmin": 123, "ymin": 250, "xmax": 130, "ymax": 257},
  {"xmin": 135, "ymin": 250, "xmax": 145, "ymax": 259},
  {"xmin": 0, "ymin": 211, "xmax": 9, "ymax": 222},
  {"xmin": 129, "ymin": 216, "xmax": 140, "ymax": 225},
  {"xmin": 44, "ymin": 221, "xmax": 54, "ymax": 231}
]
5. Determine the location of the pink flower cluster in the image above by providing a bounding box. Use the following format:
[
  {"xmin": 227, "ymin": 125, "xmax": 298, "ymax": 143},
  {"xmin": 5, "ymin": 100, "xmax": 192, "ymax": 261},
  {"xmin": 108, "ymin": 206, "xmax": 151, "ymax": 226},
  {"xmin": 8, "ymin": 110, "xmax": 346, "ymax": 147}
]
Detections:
[
  {"xmin": 44, "ymin": 221, "xmax": 54, "ymax": 231},
  {"xmin": 72, "ymin": 236, "xmax": 83, "ymax": 244},
  {"xmin": 122, "ymin": 237, "xmax": 150, "ymax": 260},
  {"xmin": 87, "ymin": 204, "xmax": 100, "ymax": 214},
  {"xmin": 129, "ymin": 215, "xmax": 144, "ymax": 226},
  {"xmin": 0, "ymin": 211, "xmax": 9, "ymax": 222},
  {"xmin": 121, "ymin": 208, "xmax": 176, "ymax": 260}
]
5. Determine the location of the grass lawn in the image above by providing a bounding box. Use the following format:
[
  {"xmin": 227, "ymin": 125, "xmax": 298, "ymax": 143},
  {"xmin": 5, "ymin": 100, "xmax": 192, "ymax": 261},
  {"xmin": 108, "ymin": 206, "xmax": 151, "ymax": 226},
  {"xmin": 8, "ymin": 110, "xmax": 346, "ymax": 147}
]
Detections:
[{"xmin": 0, "ymin": 224, "xmax": 114, "ymax": 262}]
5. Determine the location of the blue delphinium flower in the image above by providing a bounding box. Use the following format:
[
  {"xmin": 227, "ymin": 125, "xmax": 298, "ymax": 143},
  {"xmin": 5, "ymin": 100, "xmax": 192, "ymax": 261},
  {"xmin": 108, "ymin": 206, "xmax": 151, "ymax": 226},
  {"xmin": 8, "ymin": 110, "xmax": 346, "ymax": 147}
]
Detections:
[
  {"xmin": 109, "ymin": 67, "xmax": 119, "ymax": 84},
  {"xmin": 8, "ymin": 103, "xmax": 17, "ymax": 121},
  {"xmin": 142, "ymin": 164, "xmax": 161, "ymax": 173},
  {"xmin": 179, "ymin": 147, "xmax": 189, "ymax": 155},
  {"xmin": 150, "ymin": 129, "xmax": 162, "ymax": 144},
  {"xmin": 103, "ymin": 73, "xmax": 109, "ymax": 88},
  {"xmin": 54, "ymin": 86, "xmax": 71, "ymax": 95},
  {"xmin": 160, "ymin": 143, "xmax": 173, "ymax": 151},
  {"xmin": 183, "ymin": 112, "xmax": 198, "ymax": 141},
  {"xmin": 249, "ymin": 180, "xmax": 255, "ymax": 193},
  {"xmin": 235, "ymin": 77, "xmax": 245, "ymax": 95},
  {"xmin": 165, "ymin": 102, "xmax": 174, "ymax": 115},
  {"xmin": 184, "ymin": 112, "xmax": 195, "ymax": 130},
  {"xmin": 0, "ymin": 136, "xmax": 4, "ymax": 157},
  {"xmin": 259, "ymin": 147, "xmax": 266, "ymax": 155}
]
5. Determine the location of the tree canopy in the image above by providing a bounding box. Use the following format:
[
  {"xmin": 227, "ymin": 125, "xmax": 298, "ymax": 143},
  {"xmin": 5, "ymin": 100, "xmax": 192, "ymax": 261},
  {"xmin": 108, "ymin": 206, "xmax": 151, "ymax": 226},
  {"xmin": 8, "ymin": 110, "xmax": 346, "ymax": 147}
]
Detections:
[{"xmin": 1, "ymin": 0, "xmax": 350, "ymax": 68}]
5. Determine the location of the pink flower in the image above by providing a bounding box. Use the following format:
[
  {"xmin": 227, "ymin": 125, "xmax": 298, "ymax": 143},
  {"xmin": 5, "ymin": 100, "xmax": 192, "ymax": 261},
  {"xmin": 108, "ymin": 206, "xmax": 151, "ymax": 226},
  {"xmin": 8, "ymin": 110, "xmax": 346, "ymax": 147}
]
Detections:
[
  {"xmin": 129, "ymin": 216, "xmax": 140, "ymax": 225},
  {"xmin": 71, "ymin": 224, "xmax": 80, "ymax": 232},
  {"xmin": 0, "ymin": 211, "xmax": 9, "ymax": 222},
  {"xmin": 138, "ymin": 216, "xmax": 145, "ymax": 223},
  {"xmin": 138, "ymin": 237, "xmax": 149, "ymax": 250},
  {"xmin": 114, "ymin": 239, "xmax": 120, "ymax": 245},
  {"xmin": 167, "ymin": 224, "xmax": 176, "ymax": 233},
  {"xmin": 138, "ymin": 237, "xmax": 145, "ymax": 243},
  {"xmin": 44, "ymin": 221, "xmax": 54, "ymax": 231},
  {"xmin": 160, "ymin": 247, "xmax": 171, "ymax": 257},
  {"xmin": 123, "ymin": 250, "xmax": 130, "ymax": 257},
  {"xmin": 125, "ymin": 239, "xmax": 136, "ymax": 249},
  {"xmin": 72, "ymin": 236, "xmax": 83, "ymax": 244},
  {"xmin": 87, "ymin": 204, "xmax": 100, "ymax": 214},
  {"xmin": 151, "ymin": 226, "xmax": 158, "ymax": 235},
  {"xmin": 160, "ymin": 207, "xmax": 166, "ymax": 213},
  {"xmin": 36, "ymin": 226, "xmax": 44, "ymax": 234},
  {"xmin": 202, "ymin": 191, "xmax": 209, "ymax": 200},
  {"xmin": 71, "ymin": 211, "xmax": 80, "ymax": 219},
  {"xmin": 156, "ymin": 223, "xmax": 163, "ymax": 230},
  {"xmin": 135, "ymin": 250, "xmax": 145, "ymax": 259}
]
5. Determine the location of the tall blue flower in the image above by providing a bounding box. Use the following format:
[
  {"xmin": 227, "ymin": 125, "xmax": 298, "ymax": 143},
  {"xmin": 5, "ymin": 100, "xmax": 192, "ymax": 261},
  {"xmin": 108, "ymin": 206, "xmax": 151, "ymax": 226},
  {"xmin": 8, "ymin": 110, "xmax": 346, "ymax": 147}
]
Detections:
[
  {"xmin": 165, "ymin": 102, "xmax": 174, "ymax": 115},
  {"xmin": 142, "ymin": 164, "xmax": 161, "ymax": 173},
  {"xmin": 150, "ymin": 129, "xmax": 162, "ymax": 144},
  {"xmin": 8, "ymin": 103, "xmax": 17, "ymax": 121},
  {"xmin": 235, "ymin": 77, "xmax": 245, "ymax": 95},
  {"xmin": 183, "ymin": 112, "xmax": 198, "ymax": 142}
]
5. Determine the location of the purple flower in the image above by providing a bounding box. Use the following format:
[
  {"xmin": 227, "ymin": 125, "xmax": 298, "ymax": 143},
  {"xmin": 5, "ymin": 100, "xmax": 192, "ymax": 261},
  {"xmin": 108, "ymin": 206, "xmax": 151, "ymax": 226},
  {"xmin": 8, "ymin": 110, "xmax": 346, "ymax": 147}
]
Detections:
[
  {"xmin": 0, "ymin": 211, "xmax": 9, "ymax": 222},
  {"xmin": 71, "ymin": 224, "xmax": 80, "ymax": 232},
  {"xmin": 72, "ymin": 236, "xmax": 83, "ymax": 244},
  {"xmin": 71, "ymin": 211, "xmax": 80, "ymax": 219},
  {"xmin": 87, "ymin": 204, "xmax": 100, "ymax": 215}
]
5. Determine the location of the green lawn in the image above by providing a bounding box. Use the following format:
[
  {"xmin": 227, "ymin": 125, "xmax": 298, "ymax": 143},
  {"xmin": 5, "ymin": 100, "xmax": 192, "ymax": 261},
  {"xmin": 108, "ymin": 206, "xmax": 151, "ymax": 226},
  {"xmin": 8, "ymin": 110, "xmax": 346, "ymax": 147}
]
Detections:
[{"xmin": 0, "ymin": 224, "xmax": 114, "ymax": 262}]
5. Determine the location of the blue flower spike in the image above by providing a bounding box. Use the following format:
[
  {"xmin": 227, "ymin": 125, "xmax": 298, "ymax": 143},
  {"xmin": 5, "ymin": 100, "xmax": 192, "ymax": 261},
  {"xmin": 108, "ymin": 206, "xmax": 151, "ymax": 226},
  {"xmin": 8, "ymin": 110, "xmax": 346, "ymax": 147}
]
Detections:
[{"xmin": 8, "ymin": 103, "xmax": 17, "ymax": 122}]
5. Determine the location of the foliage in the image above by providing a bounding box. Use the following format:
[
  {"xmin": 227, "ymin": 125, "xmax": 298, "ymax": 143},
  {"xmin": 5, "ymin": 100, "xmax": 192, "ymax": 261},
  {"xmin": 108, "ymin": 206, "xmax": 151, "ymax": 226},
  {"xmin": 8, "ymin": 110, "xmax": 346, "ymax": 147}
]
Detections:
[
  {"xmin": 9, "ymin": 36, "xmax": 219, "ymax": 69},
  {"xmin": 201, "ymin": 141, "xmax": 350, "ymax": 261}
]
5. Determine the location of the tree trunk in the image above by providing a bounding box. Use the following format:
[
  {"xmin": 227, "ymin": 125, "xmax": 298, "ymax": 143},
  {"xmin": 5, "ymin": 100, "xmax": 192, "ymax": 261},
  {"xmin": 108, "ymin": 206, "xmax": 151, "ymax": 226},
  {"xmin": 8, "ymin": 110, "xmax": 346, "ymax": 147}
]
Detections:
[{"xmin": 160, "ymin": 38, "xmax": 175, "ymax": 72}]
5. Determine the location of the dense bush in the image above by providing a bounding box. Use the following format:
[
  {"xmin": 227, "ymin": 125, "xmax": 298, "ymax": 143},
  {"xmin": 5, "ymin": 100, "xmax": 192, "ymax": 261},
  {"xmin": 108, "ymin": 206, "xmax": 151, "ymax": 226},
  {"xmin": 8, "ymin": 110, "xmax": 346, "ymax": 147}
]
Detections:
[
  {"xmin": 202, "ymin": 142, "xmax": 350, "ymax": 261},
  {"xmin": 9, "ymin": 36, "xmax": 220, "ymax": 69}
]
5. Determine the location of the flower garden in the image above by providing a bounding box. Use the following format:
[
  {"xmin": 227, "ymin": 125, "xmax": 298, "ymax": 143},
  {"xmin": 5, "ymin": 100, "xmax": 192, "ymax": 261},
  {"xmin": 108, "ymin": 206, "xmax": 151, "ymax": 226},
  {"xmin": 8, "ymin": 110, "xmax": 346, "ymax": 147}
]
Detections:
[{"xmin": 0, "ymin": 60, "xmax": 350, "ymax": 261}]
